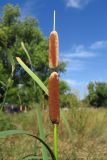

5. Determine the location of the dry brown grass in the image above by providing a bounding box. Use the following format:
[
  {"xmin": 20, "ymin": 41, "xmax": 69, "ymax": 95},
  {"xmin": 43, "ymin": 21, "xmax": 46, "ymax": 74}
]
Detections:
[{"xmin": 0, "ymin": 107, "xmax": 107, "ymax": 159}]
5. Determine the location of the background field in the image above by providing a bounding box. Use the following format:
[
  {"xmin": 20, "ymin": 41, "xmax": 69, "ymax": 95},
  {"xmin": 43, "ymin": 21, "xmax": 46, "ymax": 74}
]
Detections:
[{"xmin": 0, "ymin": 107, "xmax": 107, "ymax": 160}]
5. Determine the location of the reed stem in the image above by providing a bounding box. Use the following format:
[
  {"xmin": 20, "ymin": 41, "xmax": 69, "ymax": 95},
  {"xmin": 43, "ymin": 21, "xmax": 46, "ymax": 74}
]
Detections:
[{"xmin": 54, "ymin": 124, "xmax": 58, "ymax": 160}]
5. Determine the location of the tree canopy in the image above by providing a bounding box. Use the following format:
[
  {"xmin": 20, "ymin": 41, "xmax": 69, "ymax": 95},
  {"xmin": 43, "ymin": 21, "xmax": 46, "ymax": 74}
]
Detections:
[{"xmin": 85, "ymin": 81, "xmax": 107, "ymax": 107}]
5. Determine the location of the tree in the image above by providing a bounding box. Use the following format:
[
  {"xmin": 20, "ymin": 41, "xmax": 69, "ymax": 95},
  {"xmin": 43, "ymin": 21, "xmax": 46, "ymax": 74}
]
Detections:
[
  {"xmin": 3, "ymin": 4, "xmax": 20, "ymax": 26},
  {"xmin": 85, "ymin": 81, "xmax": 107, "ymax": 107},
  {"xmin": 59, "ymin": 81, "xmax": 79, "ymax": 108}
]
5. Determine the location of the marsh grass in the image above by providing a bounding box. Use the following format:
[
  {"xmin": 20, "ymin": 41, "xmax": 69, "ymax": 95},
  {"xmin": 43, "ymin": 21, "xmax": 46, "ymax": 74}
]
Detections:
[{"xmin": 0, "ymin": 107, "xmax": 107, "ymax": 159}]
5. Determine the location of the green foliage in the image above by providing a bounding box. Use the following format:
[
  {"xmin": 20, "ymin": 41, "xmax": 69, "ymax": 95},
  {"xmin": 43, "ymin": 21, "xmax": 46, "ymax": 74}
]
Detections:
[
  {"xmin": 85, "ymin": 81, "xmax": 107, "ymax": 107},
  {"xmin": 3, "ymin": 4, "xmax": 20, "ymax": 26},
  {"xmin": 59, "ymin": 80, "xmax": 70, "ymax": 95},
  {"xmin": 60, "ymin": 81, "xmax": 79, "ymax": 108}
]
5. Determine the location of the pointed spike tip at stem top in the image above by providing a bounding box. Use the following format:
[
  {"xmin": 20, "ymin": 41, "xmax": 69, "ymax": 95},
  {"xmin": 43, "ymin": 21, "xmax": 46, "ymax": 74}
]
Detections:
[
  {"xmin": 49, "ymin": 10, "xmax": 59, "ymax": 69},
  {"xmin": 53, "ymin": 10, "xmax": 56, "ymax": 31},
  {"xmin": 49, "ymin": 72, "xmax": 60, "ymax": 124}
]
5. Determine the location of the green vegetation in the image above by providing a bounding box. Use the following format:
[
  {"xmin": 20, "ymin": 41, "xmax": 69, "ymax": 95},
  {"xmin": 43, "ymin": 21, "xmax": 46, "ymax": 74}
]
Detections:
[{"xmin": 85, "ymin": 82, "xmax": 107, "ymax": 107}]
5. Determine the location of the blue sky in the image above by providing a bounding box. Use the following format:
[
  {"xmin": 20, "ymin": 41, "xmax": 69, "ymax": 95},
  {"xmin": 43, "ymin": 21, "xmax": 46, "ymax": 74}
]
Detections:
[{"xmin": 0, "ymin": 0, "xmax": 107, "ymax": 99}]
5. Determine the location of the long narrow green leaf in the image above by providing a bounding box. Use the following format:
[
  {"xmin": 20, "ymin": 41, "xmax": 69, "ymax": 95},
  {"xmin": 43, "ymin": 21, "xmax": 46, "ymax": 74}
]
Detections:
[
  {"xmin": 18, "ymin": 155, "xmax": 42, "ymax": 160},
  {"xmin": 20, "ymin": 155, "xmax": 51, "ymax": 160},
  {"xmin": 0, "ymin": 130, "xmax": 55, "ymax": 160},
  {"xmin": 21, "ymin": 42, "xmax": 32, "ymax": 65},
  {"xmin": 16, "ymin": 57, "xmax": 48, "ymax": 95},
  {"xmin": 36, "ymin": 104, "xmax": 48, "ymax": 160},
  {"xmin": 20, "ymin": 156, "xmax": 39, "ymax": 160}
]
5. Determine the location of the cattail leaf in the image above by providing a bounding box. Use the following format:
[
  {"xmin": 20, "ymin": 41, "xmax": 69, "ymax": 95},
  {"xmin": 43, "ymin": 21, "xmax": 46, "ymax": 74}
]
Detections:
[
  {"xmin": 0, "ymin": 130, "xmax": 56, "ymax": 160},
  {"xmin": 21, "ymin": 42, "xmax": 32, "ymax": 66},
  {"xmin": 16, "ymin": 57, "xmax": 48, "ymax": 96},
  {"xmin": 36, "ymin": 104, "xmax": 49, "ymax": 160},
  {"xmin": 19, "ymin": 154, "xmax": 51, "ymax": 160},
  {"xmin": 18, "ymin": 155, "xmax": 43, "ymax": 160},
  {"xmin": 19, "ymin": 155, "xmax": 39, "ymax": 160}
]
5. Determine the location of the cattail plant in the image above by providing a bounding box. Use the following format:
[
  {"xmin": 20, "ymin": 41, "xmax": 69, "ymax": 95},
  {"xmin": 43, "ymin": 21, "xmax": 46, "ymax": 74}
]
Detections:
[
  {"xmin": 49, "ymin": 10, "xmax": 60, "ymax": 160},
  {"xmin": 16, "ymin": 10, "xmax": 60, "ymax": 160}
]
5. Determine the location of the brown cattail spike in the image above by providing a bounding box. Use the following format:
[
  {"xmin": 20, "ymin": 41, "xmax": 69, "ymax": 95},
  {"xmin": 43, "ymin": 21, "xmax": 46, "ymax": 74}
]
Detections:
[
  {"xmin": 49, "ymin": 72, "xmax": 60, "ymax": 124},
  {"xmin": 49, "ymin": 31, "xmax": 59, "ymax": 68}
]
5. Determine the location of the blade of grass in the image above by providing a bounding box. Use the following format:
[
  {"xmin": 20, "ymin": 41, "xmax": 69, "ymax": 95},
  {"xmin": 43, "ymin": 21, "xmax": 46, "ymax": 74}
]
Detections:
[
  {"xmin": 21, "ymin": 42, "xmax": 32, "ymax": 66},
  {"xmin": 0, "ymin": 130, "xmax": 55, "ymax": 160},
  {"xmin": 36, "ymin": 104, "xmax": 49, "ymax": 160},
  {"xmin": 16, "ymin": 57, "xmax": 48, "ymax": 96},
  {"xmin": 18, "ymin": 155, "xmax": 47, "ymax": 160},
  {"xmin": 19, "ymin": 155, "xmax": 52, "ymax": 160},
  {"xmin": 18, "ymin": 155, "xmax": 39, "ymax": 160}
]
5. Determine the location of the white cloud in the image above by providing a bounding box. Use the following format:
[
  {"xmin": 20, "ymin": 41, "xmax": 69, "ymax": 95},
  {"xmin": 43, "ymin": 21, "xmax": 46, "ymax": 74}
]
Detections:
[
  {"xmin": 60, "ymin": 43, "xmax": 96, "ymax": 72},
  {"xmin": 90, "ymin": 40, "xmax": 107, "ymax": 49},
  {"xmin": 65, "ymin": 45, "xmax": 95, "ymax": 58},
  {"xmin": 61, "ymin": 39, "xmax": 107, "ymax": 72},
  {"xmin": 60, "ymin": 55, "xmax": 86, "ymax": 71},
  {"xmin": 66, "ymin": 0, "xmax": 91, "ymax": 9},
  {"xmin": 61, "ymin": 44, "xmax": 96, "ymax": 60}
]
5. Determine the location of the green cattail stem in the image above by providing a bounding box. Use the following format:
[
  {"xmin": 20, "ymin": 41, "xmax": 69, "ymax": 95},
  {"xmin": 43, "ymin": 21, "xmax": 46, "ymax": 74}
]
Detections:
[{"xmin": 54, "ymin": 124, "xmax": 58, "ymax": 160}]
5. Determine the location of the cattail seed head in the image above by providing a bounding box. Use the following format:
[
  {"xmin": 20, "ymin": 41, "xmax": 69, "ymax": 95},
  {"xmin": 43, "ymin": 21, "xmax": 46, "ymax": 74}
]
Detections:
[
  {"xmin": 49, "ymin": 72, "xmax": 60, "ymax": 124},
  {"xmin": 49, "ymin": 31, "xmax": 59, "ymax": 68}
]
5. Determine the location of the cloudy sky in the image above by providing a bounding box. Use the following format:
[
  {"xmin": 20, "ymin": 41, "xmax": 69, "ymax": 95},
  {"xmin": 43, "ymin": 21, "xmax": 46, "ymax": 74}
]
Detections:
[{"xmin": 0, "ymin": 0, "xmax": 107, "ymax": 98}]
